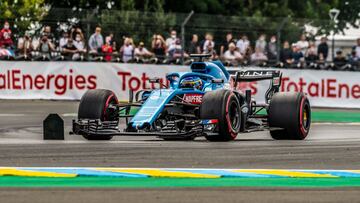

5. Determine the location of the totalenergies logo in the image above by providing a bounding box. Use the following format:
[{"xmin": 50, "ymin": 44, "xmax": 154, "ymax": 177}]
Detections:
[
  {"xmin": 281, "ymin": 77, "xmax": 360, "ymax": 99},
  {"xmin": 0, "ymin": 69, "xmax": 97, "ymax": 95},
  {"xmin": 117, "ymin": 71, "xmax": 168, "ymax": 91}
]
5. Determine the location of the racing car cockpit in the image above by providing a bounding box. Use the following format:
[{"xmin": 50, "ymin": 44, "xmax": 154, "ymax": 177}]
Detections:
[{"xmin": 179, "ymin": 76, "xmax": 204, "ymax": 90}]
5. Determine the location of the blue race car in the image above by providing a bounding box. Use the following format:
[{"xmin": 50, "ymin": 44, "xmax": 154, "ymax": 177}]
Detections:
[{"xmin": 72, "ymin": 54, "xmax": 311, "ymax": 141}]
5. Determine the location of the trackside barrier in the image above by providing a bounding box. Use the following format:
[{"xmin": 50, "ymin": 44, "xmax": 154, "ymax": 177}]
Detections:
[{"xmin": 0, "ymin": 61, "xmax": 359, "ymax": 108}]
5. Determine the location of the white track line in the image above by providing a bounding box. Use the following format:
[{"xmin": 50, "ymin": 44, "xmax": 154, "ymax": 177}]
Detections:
[
  {"xmin": 62, "ymin": 113, "xmax": 77, "ymax": 117},
  {"xmin": 0, "ymin": 114, "xmax": 26, "ymax": 117}
]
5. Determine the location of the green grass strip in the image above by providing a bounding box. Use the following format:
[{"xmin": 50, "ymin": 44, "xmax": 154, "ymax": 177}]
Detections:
[
  {"xmin": 256, "ymin": 109, "xmax": 360, "ymax": 123},
  {"xmin": 0, "ymin": 177, "xmax": 360, "ymax": 188},
  {"xmin": 311, "ymin": 111, "xmax": 360, "ymax": 123}
]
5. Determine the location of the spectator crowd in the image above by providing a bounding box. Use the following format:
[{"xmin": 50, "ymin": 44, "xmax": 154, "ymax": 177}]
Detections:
[{"xmin": 0, "ymin": 21, "xmax": 359, "ymax": 71}]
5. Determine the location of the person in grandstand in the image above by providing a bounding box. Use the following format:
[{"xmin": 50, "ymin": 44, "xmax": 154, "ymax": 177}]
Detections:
[
  {"xmin": 290, "ymin": 43, "xmax": 304, "ymax": 65},
  {"xmin": 296, "ymin": 34, "xmax": 309, "ymax": 56},
  {"xmin": 41, "ymin": 25, "xmax": 55, "ymax": 43},
  {"xmin": 101, "ymin": 37, "xmax": 113, "ymax": 62},
  {"xmin": 62, "ymin": 38, "xmax": 79, "ymax": 60},
  {"xmin": 305, "ymin": 42, "xmax": 319, "ymax": 64},
  {"xmin": 333, "ymin": 49, "xmax": 347, "ymax": 69},
  {"xmin": 59, "ymin": 32, "xmax": 69, "ymax": 50},
  {"xmin": 134, "ymin": 42, "xmax": 153, "ymax": 63},
  {"xmin": 202, "ymin": 33, "xmax": 215, "ymax": 53},
  {"xmin": 241, "ymin": 45, "xmax": 253, "ymax": 65},
  {"xmin": 88, "ymin": 26, "xmax": 104, "ymax": 54},
  {"xmin": 236, "ymin": 34, "xmax": 250, "ymax": 55},
  {"xmin": 354, "ymin": 38, "xmax": 360, "ymax": 60},
  {"xmin": 119, "ymin": 37, "xmax": 134, "ymax": 63},
  {"xmin": 187, "ymin": 34, "xmax": 201, "ymax": 54},
  {"xmin": 0, "ymin": 21, "xmax": 15, "ymax": 59},
  {"xmin": 73, "ymin": 32, "xmax": 87, "ymax": 55},
  {"xmin": 202, "ymin": 41, "xmax": 218, "ymax": 60},
  {"xmin": 0, "ymin": 21, "xmax": 13, "ymax": 49},
  {"xmin": 280, "ymin": 41, "xmax": 292, "ymax": 66},
  {"xmin": 266, "ymin": 35, "xmax": 278, "ymax": 64},
  {"xmin": 251, "ymin": 47, "xmax": 268, "ymax": 65},
  {"xmin": 223, "ymin": 42, "xmax": 243, "ymax": 66},
  {"xmin": 349, "ymin": 50, "xmax": 359, "ymax": 62},
  {"xmin": 105, "ymin": 33, "xmax": 114, "ymax": 46},
  {"xmin": 151, "ymin": 34, "xmax": 167, "ymax": 62},
  {"xmin": 17, "ymin": 32, "xmax": 33, "ymax": 59},
  {"xmin": 255, "ymin": 34, "xmax": 267, "ymax": 53},
  {"xmin": 317, "ymin": 37, "xmax": 329, "ymax": 61},
  {"xmin": 165, "ymin": 30, "xmax": 178, "ymax": 52},
  {"xmin": 220, "ymin": 33, "xmax": 236, "ymax": 56},
  {"xmin": 167, "ymin": 38, "xmax": 185, "ymax": 64},
  {"xmin": 348, "ymin": 50, "xmax": 359, "ymax": 70},
  {"xmin": 70, "ymin": 28, "xmax": 84, "ymax": 41},
  {"xmin": 35, "ymin": 35, "xmax": 56, "ymax": 60},
  {"xmin": 112, "ymin": 41, "xmax": 118, "ymax": 55}
]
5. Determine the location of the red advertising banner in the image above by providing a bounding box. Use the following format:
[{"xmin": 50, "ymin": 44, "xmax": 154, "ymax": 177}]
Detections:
[{"xmin": 0, "ymin": 62, "xmax": 359, "ymax": 108}]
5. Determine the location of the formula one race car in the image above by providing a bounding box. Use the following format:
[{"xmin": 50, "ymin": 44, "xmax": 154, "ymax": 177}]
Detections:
[{"xmin": 72, "ymin": 54, "xmax": 311, "ymax": 141}]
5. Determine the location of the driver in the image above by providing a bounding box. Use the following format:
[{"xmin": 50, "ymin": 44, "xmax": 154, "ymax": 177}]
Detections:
[{"xmin": 179, "ymin": 76, "xmax": 203, "ymax": 90}]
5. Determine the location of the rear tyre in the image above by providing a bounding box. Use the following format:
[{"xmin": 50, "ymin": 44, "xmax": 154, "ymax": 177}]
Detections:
[
  {"xmin": 200, "ymin": 90, "xmax": 241, "ymax": 141},
  {"xmin": 268, "ymin": 92, "xmax": 311, "ymax": 140},
  {"xmin": 78, "ymin": 89, "xmax": 119, "ymax": 140}
]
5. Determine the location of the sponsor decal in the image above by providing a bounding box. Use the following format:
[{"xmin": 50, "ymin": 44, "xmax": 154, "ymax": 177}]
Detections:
[
  {"xmin": 281, "ymin": 77, "xmax": 360, "ymax": 99},
  {"xmin": 0, "ymin": 69, "xmax": 96, "ymax": 95},
  {"xmin": 117, "ymin": 71, "xmax": 168, "ymax": 91},
  {"xmin": 183, "ymin": 94, "xmax": 203, "ymax": 104},
  {"xmin": 240, "ymin": 70, "xmax": 274, "ymax": 77}
]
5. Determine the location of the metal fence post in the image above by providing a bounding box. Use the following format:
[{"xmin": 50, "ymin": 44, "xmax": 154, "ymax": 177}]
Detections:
[
  {"xmin": 85, "ymin": 8, "xmax": 99, "ymax": 60},
  {"xmin": 85, "ymin": 10, "xmax": 91, "ymax": 61},
  {"xmin": 181, "ymin": 11, "xmax": 194, "ymax": 64},
  {"xmin": 276, "ymin": 18, "xmax": 288, "ymax": 63}
]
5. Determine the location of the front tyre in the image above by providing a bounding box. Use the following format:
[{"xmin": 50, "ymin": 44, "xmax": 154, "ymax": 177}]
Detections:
[
  {"xmin": 200, "ymin": 90, "xmax": 241, "ymax": 141},
  {"xmin": 78, "ymin": 89, "xmax": 119, "ymax": 140},
  {"xmin": 268, "ymin": 92, "xmax": 311, "ymax": 140}
]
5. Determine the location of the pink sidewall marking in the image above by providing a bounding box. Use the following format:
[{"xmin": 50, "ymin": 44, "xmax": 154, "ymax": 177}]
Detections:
[
  {"xmin": 225, "ymin": 93, "xmax": 237, "ymax": 139},
  {"xmin": 299, "ymin": 96, "xmax": 308, "ymax": 138},
  {"xmin": 103, "ymin": 94, "xmax": 116, "ymax": 121}
]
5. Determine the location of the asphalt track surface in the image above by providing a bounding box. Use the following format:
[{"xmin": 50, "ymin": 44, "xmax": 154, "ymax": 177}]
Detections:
[{"xmin": 0, "ymin": 100, "xmax": 359, "ymax": 202}]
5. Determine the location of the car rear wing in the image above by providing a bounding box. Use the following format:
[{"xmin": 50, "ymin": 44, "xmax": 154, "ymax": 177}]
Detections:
[
  {"xmin": 231, "ymin": 70, "xmax": 282, "ymax": 104},
  {"xmin": 231, "ymin": 70, "xmax": 281, "ymax": 82}
]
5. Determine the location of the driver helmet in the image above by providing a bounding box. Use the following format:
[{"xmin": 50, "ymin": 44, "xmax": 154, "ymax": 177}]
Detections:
[{"xmin": 180, "ymin": 76, "xmax": 203, "ymax": 90}]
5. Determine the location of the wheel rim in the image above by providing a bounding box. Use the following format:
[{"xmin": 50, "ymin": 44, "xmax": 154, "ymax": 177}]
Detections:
[
  {"xmin": 103, "ymin": 94, "xmax": 119, "ymax": 121},
  {"xmin": 302, "ymin": 103, "xmax": 310, "ymax": 130},
  {"xmin": 228, "ymin": 100, "xmax": 240, "ymax": 131}
]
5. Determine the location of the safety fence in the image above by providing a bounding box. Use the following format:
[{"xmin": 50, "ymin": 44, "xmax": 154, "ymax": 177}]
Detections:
[{"xmin": 2, "ymin": 9, "xmax": 357, "ymax": 66}]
